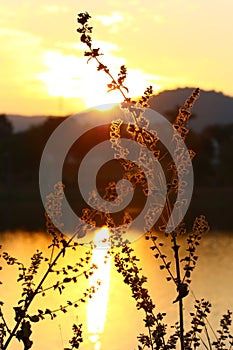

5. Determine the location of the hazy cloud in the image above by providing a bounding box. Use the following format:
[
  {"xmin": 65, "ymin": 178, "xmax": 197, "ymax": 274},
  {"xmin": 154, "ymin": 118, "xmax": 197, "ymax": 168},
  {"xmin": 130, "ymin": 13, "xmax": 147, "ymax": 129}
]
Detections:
[{"xmin": 96, "ymin": 12, "xmax": 123, "ymax": 26}]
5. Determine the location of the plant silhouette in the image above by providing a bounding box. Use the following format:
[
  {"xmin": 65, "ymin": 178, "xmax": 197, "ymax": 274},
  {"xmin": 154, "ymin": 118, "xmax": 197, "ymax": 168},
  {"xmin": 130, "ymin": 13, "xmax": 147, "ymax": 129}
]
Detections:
[{"xmin": 0, "ymin": 11, "xmax": 232, "ymax": 350}]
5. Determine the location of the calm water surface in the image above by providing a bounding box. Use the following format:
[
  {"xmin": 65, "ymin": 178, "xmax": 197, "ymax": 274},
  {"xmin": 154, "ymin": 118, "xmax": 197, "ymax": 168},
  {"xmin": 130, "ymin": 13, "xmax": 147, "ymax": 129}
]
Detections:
[{"xmin": 0, "ymin": 230, "xmax": 232, "ymax": 350}]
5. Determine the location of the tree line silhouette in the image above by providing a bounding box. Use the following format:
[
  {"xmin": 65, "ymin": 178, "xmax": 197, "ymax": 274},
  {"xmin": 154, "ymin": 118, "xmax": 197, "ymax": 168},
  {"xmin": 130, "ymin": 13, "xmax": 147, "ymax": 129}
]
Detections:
[
  {"xmin": 0, "ymin": 112, "xmax": 232, "ymax": 232},
  {"xmin": 1, "ymin": 112, "xmax": 232, "ymax": 186}
]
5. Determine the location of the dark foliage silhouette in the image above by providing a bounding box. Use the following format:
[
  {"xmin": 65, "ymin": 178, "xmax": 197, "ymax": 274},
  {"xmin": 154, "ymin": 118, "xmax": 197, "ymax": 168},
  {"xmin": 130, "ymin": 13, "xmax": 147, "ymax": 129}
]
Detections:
[{"xmin": 0, "ymin": 11, "xmax": 232, "ymax": 350}]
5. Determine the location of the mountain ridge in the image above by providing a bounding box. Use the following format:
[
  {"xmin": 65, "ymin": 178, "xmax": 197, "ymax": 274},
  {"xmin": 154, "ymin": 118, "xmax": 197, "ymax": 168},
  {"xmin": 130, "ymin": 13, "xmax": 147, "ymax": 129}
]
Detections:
[
  {"xmin": 5, "ymin": 88, "xmax": 233, "ymax": 133},
  {"xmin": 149, "ymin": 87, "xmax": 233, "ymax": 132}
]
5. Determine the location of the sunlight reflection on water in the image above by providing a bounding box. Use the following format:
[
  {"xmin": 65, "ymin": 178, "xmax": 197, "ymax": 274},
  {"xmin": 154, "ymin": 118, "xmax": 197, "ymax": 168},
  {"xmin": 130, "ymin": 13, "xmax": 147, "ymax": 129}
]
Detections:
[
  {"xmin": 0, "ymin": 230, "xmax": 232, "ymax": 350},
  {"xmin": 87, "ymin": 227, "xmax": 111, "ymax": 350}
]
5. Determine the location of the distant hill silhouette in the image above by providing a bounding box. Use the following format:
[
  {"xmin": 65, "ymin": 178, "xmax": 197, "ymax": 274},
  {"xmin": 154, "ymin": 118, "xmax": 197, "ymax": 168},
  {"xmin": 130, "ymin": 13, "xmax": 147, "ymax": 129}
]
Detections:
[
  {"xmin": 7, "ymin": 114, "xmax": 48, "ymax": 133},
  {"xmin": 4, "ymin": 88, "xmax": 233, "ymax": 133},
  {"xmin": 149, "ymin": 88, "xmax": 233, "ymax": 132}
]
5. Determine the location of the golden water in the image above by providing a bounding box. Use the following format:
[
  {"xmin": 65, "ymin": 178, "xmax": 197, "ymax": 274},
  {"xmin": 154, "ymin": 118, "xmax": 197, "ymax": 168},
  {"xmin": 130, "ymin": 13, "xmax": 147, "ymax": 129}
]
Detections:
[
  {"xmin": 0, "ymin": 230, "xmax": 232, "ymax": 350},
  {"xmin": 87, "ymin": 228, "xmax": 111, "ymax": 350}
]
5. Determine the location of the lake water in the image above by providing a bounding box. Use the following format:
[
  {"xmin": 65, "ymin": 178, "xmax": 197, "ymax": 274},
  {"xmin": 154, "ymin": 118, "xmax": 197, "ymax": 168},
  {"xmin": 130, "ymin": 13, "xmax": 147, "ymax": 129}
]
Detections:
[{"xmin": 0, "ymin": 230, "xmax": 232, "ymax": 350}]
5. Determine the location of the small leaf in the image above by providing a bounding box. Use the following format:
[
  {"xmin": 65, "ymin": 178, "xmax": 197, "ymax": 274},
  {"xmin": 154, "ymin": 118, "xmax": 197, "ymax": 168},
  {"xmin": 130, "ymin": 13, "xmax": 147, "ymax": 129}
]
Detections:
[
  {"xmin": 29, "ymin": 315, "xmax": 40, "ymax": 323},
  {"xmin": 63, "ymin": 278, "xmax": 71, "ymax": 283},
  {"xmin": 45, "ymin": 309, "xmax": 51, "ymax": 314}
]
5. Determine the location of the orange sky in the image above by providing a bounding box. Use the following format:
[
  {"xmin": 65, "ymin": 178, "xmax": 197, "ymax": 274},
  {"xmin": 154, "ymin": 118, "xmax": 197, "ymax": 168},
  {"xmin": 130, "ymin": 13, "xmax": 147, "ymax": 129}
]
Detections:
[{"xmin": 1, "ymin": 0, "xmax": 233, "ymax": 116}]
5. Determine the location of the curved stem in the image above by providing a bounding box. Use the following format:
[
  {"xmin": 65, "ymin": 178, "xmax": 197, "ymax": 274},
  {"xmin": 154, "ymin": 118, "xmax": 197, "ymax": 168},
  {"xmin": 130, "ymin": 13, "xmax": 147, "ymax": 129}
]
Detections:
[{"xmin": 171, "ymin": 234, "xmax": 184, "ymax": 350}]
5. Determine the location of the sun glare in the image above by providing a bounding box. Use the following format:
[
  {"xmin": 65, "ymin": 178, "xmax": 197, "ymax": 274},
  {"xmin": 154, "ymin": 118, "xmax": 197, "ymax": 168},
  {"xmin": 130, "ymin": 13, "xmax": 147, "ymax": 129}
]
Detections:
[
  {"xmin": 37, "ymin": 51, "xmax": 80, "ymax": 98},
  {"xmin": 89, "ymin": 103, "xmax": 117, "ymax": 112},
  {"xmin": 37, "ymin": 50, "xmax": 162, "ymax": 112},
  {"xmin": 87, "ymin": 227, "xmax": 111, "ymax": 350}
]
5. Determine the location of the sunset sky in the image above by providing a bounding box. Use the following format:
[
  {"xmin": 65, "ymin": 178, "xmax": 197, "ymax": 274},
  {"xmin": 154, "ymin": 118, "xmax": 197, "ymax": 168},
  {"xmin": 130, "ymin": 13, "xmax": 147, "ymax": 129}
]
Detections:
[{"xmin": 1, "ymin": 0, "xmax": 233, "ymax": 116}]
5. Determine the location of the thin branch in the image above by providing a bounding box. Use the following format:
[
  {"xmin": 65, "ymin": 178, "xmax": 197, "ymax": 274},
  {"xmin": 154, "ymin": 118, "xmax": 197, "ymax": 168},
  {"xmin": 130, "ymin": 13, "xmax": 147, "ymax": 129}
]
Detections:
[
  {"xmin": 171, "ymin": 234, "xmax": 185, "ymax": 350},
  {"xmin": 0, "ymin": 308, "xmax": 11, "ymax": 334},
  {"xmin": 2, "ymin": 223, "xmax": 84, "ymax": 350},
  {"xmin": 36, "ymin": 267, "xmax": 94, "ymax": 294},
  {"xmin": 204, "ymin": 325, "xmax": 213, "ymax": 350}
]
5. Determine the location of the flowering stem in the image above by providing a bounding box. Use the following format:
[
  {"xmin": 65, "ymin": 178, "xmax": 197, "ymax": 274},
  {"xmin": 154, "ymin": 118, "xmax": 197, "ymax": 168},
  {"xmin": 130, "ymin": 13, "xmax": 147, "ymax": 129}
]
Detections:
[{"xmin": 2, "ymin": 225, "xmax": 83, "ymax": 350}]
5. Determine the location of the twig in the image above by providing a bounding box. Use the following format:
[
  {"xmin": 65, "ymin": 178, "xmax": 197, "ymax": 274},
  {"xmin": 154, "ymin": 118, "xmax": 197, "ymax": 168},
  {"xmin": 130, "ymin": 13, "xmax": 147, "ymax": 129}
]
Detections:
[
  {"xmin": 171, "ymin": 234, "xmax": 185, "ymax": 350},
  {"xmin": 2, "ymin": 223, "xmax": 83, "ymax": 350},
  {"xmin": 0, "ymin": 308, "xmax": 11, "ymax": 334}
]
